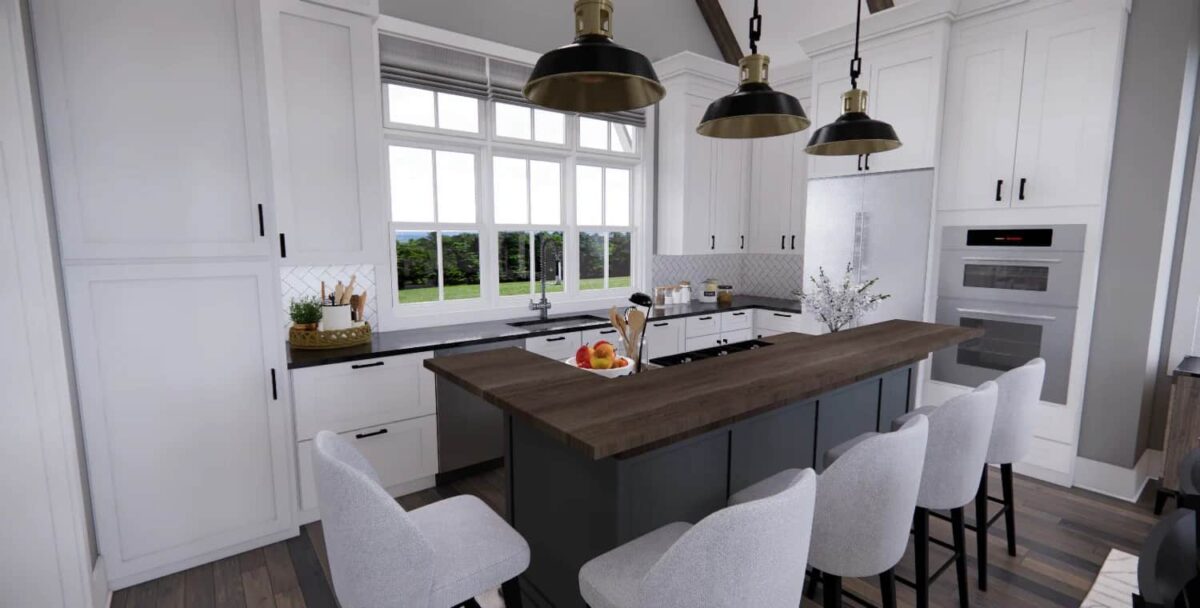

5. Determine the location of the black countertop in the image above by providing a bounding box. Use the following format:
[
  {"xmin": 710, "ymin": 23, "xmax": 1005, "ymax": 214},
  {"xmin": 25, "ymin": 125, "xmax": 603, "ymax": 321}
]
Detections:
[
  {"xmin": 1175, "ymin": 356, "xmax": 1200, "ymax": 378},
  {"xmin": 287, "ymin": 295, "xmax": 805, "ymax": 369}
]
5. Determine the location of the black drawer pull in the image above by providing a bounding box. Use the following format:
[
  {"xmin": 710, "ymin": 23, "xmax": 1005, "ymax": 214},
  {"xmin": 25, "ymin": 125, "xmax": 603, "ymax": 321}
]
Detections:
[
  {"xmin": 653, "ymin": 322, "xmax": 669, "ymax": 327},
  {"xmin": 355, "ymin": 428, "xmax": 388, "ymax": 440},
  {"xmin": 351, "ymin": 361, "xmax": 385, "ymax": 369},
  {"xmin": 781, "ymin": 235, "xmax": 786, "ymax": 250},
  {"xmin": 995, "ymin": 179, "xmax": 1003, "ymax": 202},
  {"xmin": 1019, "ymin": 177, "xmax": 1027, "ymax": 200},
  {"xmin": 791, "ymin": 235, "xmax": 796, "ymax": 250},
  {"xmin": 698, "ymin": 316, "xmax": 713, "ymax": 320},
  {"xmin": 732, "ymin": 312, "xmax": 745, "ymax": 316},
  {"xmin": 545, "ymin": 336, "xmax": 567, "ymax": 342},
  {"xmin": 773, "ymin": 313, "xmax": 792, "ymax": 318},
  {"xmin": 599, "ymin": 329, "xmax": 616, "ymax": 334}
]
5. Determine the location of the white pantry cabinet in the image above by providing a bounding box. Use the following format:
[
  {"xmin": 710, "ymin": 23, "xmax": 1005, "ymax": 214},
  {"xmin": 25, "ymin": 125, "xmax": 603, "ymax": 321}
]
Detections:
[
  {"xmin": 31, "ymin": 0, "xmax": 273, "ymax": 261},
  {"xmin": 655, "ymin": 53, "xmax": 751, "ymax": 255},
  {"xmin": 261, "ymin": 0, "xmax": 384, "ymax": 264},
  {"xmin": 938, "ymin": 6, "xmax": 1126, "ymax": 210},
  {"xmin": 803, "ymin": 21, "xmax": 949, "ymax": 179},
  {"xmin": 64, "ymin": 262, "xmax": 293, "ymax": 587}
]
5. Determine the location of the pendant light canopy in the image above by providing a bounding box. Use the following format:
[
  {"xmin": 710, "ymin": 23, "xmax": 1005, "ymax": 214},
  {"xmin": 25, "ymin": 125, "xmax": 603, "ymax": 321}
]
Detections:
[
  {"xmin": 805, "ymin": 0, "xmax": 901, "ymax": 156},
  {"xmin": 523, "ymin": 0, "xmax": 665, "ymax": 113},
  {"xmin": 697, "ymin": 1, "xmax": 809, "ymax": 139}
]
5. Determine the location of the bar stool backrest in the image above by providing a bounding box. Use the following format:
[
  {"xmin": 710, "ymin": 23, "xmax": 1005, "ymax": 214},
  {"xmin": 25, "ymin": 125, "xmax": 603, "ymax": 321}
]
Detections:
[
  {"xmin": 987, "ymin": 358, "xmax": 1045, "ymax": 465},
  {"xmin": 917, "ymin": 381, "xmax": 998, "ymax": 510}
]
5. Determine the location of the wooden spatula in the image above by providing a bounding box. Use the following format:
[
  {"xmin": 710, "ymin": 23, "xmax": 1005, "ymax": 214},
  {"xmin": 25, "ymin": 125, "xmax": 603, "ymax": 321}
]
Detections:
[{"xmin": 626, "ymin": 309, "xmax": 646, "ymax": 362}]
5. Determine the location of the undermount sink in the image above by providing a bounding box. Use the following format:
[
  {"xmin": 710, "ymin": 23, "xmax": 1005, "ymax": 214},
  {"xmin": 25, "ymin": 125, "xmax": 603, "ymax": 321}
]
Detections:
[{"xmin": 508, "ymin": 314, "xmax": 608, "ymax": 331}]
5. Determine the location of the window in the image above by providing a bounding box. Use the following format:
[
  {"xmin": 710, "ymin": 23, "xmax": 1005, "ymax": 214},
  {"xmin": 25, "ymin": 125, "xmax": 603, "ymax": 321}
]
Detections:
[{"xmin": 382, "ymin": 44, "xmax": 645, "ymax": 311}]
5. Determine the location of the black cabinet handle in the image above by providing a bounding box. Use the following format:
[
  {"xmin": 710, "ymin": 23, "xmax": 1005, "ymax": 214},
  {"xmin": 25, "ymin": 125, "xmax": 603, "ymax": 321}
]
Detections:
[
  {"xmin": 545, "ymin": 336, "xmax": 567, "ymax": 342},
  {"xmin": 698, "ymin": 316, "xmax": 713, "ymax": 320},
  {"xmin": 790, "ymin": 235, "xmax": 796, "ymax": 250},
  {"xmin": 740, "ymin": 235, "xmax": 744, "ymax": 249},
  {"xmin": 599, "ymin": 329, "xmax": 616, "ymax": 334},
  {"xmin": 857, "ymin": 155, "xmax": 863, "ymax": 171},
  {"xmin": 710, "ymin": 235, "xmax": 715, "ymax": 250},
  {"xmin": 279, "ymin": 233, "xmax": 287, "ymax": 258},
  {"xmin": 780, "ymin": 235, "xmax": 786, "ymax": 250},
  {"xmin": 864, "ymin": 154, "xmax": 870, "ymax": 171},
  {"xmin": 351, "ymin": 361, "xmax": 385, "ymax": 369},
  {"xmin": 355, "ymin": 428, "xmax": 388, "ymax": 440},
  {"xmin": 773, "ymin": 312, "xmax": 793, "ymax": 318},
  {"xmin": 732, "ymin": 312, "xmax": 745, "ymax": 316},
  {"xmin": 995, "ymin": 179, "xmax": 1003, "ymax": 202},
  {"xmin": 270, "ymin": 368, "xmax": 277, "ymax": 400},
  {"xmin": 653, "ymin": 322, "xmax": 669, "ymax": 327},
  {"xmin": 1019, "ymin": 178, "xmax": 1027, "ymax": 200},
  {"xmin": 257, "ymin": 204, "xmax": 265, "ymax": 237}
]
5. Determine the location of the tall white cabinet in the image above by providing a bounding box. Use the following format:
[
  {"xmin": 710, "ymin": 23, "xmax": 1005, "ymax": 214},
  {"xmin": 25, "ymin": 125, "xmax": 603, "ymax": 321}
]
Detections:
[
  {"xmin": 748, "ymin": 69, "xmax": 810, "ymax": 255},
  {"xmin": 655, "ymin": 53, "xmax": 751, "ymax": 255}
]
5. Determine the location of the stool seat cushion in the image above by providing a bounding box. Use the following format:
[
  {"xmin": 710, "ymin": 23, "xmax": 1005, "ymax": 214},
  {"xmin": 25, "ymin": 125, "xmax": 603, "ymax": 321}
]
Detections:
[
  {"xmin": 822, "ymin": 432, "xmax": 878, "ymax": 469},
  {"xmin": 409, "ymin": 495, "xmax": 531, "ymax": 607},
  {"xmin": 579, "ymin": 522, "xmax": 692, "ymax": 608}
]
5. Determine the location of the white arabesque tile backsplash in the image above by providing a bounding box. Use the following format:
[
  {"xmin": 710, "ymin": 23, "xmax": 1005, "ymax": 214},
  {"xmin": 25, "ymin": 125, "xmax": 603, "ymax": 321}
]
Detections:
[
  {"xmin": 280, "ymin": 265, "xmax": 378, "ymax": 330},
  {"xmin": 652, "ymin": 254, "xmax": 805, "ymax": 300}
]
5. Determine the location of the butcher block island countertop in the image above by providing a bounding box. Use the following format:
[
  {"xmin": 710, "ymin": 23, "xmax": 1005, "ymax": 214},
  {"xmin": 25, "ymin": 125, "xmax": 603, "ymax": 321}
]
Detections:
[{"xmin": 424, "ymin": 319, "xmax": 982, "ymax": 459}]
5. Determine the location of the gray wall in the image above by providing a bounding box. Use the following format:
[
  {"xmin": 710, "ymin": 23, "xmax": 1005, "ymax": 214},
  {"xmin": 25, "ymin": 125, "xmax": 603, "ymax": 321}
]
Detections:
[
  {"xmin": 1078, "ymin": 0, "xmax": 1200, "ymax": 468},
  {"xmin": 378, "ymin": 0, "xmax": 722, "ymax": 62}
]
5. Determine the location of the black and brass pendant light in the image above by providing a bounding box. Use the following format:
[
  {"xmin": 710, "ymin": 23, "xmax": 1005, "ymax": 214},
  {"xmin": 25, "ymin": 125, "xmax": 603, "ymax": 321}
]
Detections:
[
  {"xmin": 523, "ymin": 0, "xmax": 665, "ymax": 113},
  {"xmin": 805, "ymin": 0, "xmax": 901, "ymax": 155},
  {"xmin": 697, "ymin": 0, "xmax": 810, "ymax": 139}
]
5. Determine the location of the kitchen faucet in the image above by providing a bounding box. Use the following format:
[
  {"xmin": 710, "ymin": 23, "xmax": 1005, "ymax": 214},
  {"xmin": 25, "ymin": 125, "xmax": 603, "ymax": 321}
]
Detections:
[{"xmin": 530, "ymin": 238, "xmax": 557, "ymax": 320}]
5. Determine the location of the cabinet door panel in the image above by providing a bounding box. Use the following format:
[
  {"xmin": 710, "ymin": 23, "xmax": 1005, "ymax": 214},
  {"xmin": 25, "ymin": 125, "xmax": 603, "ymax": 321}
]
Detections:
[
  {"xmin": 808, "ymin": 59, "xmax": 864, "ymax": 179},
  {"xmin": 684, "ymin": 96, "xmax": 716, "ymax": 254},
  {"xmin": 65, "ymin": 262, "xmax": 289, "ymax": 581},
  {"xmin": 1013, "ymin": 12, "xmax": 1124, "ymax": 208},
  {"xmin": 937, "ymin": 34, "xmax": 1026, "ymax": 210},
  {"xmin": 857, "ymin": 170, "xmax": 934, "ymax": 326},
  {"xmin": 264, "ymin": 2, "xmax": 382, "ymax": 263},
  {"xmin": 787, "ymin": 106, "xmax": 810, "ymax": 254},
  {"xmin": 803, "ymin": 176, "xmax": 864, "ymax": 282},
  {"xmin": 33, "ymin": 0, "xmax": 270, "ymax": 259},
  {"xmin": 712, "ymin": 139, "xmax": 749, "ymax": 253},
  {"xmin": 749, "ymin": 135, "xmax": 795, "ymax": 254},
  {"xmin": 867, "ymin": 48, "xmax": 937, "ymax": 173},
  {"xmin": 644, "ymin": 319, "xmax": 684, "ymax": 360}
]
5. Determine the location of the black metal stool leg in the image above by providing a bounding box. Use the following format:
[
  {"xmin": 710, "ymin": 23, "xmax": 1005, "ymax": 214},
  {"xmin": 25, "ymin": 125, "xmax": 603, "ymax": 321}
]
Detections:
[
  {"xmin": 1001, "ymin": 463, "xmax": 1017, "ymax": 557},
  {"xmin": 880, "ymin": 567, "xmax": 897, "ymax": 608},
  {"xmin": 952, "ymin": 507, "xmax": 970, "ymax": 608},
  {"xmin": 976, "ymin": 466, "xmax": 989, "ymax": 591},
  {"xmin": 822, "ymin": 572, "xmax": 843, "ymax": 608},
  {"xmin": 806, "ymin": 567, "xmax": 821, "ymax": 599},
  {"xmin": 915, "ymin": 507, "xmax": 930, "ymax": 608},
  {"xmin": 501, "ymin": 577, "xmax": 523, "ymax": 608}
]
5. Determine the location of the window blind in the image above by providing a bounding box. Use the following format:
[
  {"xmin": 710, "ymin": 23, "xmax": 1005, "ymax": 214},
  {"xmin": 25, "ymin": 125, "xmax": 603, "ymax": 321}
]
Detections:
[{"xmin": 379, "ymin": 34, "xmax": 646, "ymax": 128}]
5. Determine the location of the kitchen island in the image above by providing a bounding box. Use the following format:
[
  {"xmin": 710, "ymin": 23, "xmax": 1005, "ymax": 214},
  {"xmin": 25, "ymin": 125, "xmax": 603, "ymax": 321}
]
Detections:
[{"xmin": 425, "ymin": 320, "xmax": 980, "ymax": 607}]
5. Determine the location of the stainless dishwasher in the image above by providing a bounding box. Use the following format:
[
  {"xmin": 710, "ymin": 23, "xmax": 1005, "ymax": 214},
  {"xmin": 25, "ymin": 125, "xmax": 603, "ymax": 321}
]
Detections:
[{"xmin": 434, "ymin": 339, "xmax": 523, "ymax": 475}]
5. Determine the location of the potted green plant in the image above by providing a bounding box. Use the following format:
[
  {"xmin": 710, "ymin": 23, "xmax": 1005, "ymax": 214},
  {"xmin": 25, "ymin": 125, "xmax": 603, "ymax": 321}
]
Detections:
[{"xmin": 288, "ymin": 296, "xmax": 323, "ymax": 331}]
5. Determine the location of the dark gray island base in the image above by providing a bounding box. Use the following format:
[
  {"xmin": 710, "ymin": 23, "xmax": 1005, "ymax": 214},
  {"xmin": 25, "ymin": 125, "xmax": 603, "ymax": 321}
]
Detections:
[
  {"xmin": 424, "ymin": 320, "xmax": 981, "ymax": 607},
  {"xmin": 507, "ymin": 366, "xmax": 913, "ymax": 607}
]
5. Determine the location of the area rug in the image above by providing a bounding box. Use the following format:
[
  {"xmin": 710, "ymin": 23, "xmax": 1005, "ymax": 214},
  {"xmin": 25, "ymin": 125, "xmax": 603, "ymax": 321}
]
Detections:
[{"xmin": 1081, "ymin": 549, "xmax": 1139, "ymax": 607}]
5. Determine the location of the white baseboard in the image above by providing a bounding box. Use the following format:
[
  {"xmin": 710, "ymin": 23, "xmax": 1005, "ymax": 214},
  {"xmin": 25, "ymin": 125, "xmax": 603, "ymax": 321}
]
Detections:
[{"xmin": 1074, "ymin": 449, "xmax": 1162, "ymax": 502}]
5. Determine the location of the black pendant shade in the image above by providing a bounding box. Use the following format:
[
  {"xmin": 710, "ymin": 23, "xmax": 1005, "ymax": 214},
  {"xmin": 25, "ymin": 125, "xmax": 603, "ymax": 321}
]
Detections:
[
  {"xmin": 697, "ymin": 54, "xmax": 810, "ymax": 138},
  {"xmin": 804, "ymin": 0, "xmax": 901, "ymax": 156},
  {"xmin": 523, "ymin": 0, "xmax": 664, "ymax": 113},
  {"xmin": 805, "ymin": 89, "xmax": 901, "ymax": 155}
]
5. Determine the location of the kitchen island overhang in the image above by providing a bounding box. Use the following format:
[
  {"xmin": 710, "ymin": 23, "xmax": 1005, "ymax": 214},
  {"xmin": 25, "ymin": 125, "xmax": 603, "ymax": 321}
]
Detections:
[{"xmin": 424, "ymin": 320, "xmax": 981, "ymax": 608}]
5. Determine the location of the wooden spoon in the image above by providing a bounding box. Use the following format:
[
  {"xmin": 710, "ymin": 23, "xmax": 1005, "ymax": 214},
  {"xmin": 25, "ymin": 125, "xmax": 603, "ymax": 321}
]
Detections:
[{"xmin": 626, "ymin": 309, "xmax": 646, "ymax": 361}]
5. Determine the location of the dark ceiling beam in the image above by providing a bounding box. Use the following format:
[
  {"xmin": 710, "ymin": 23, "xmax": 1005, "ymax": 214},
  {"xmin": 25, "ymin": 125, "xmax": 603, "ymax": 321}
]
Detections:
[
  {"xmin": 866, "ymin": 0, "xmax": 895, "ymax": 14},
  {"xmin": 694, "ymin": 0, "xmax": 744, "ymax": 65}
]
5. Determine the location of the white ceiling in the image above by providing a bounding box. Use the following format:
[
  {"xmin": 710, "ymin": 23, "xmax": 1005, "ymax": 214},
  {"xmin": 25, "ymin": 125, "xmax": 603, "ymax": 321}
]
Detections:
[{"xmin": 718, "ymin": 0, "xmax": 915, "ymax": 65}]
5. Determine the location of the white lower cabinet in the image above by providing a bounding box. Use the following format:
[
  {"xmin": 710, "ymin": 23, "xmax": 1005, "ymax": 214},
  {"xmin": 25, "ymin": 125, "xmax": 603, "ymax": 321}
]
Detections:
[
  {"xmin": 753, "ymin": 309, "xmax": 806, "ymax": 337},
  {"xmin": 581, "ymin": 326, "xmax": 622, "ymax": 346},
  {"xmin": 643, "ymin": 318, "xmax": 685, "ymax": 360},
  {"xmin": 525, "ymin": 331, "xmax": 583, "ymax": 360},
  {"xmin": 296, "ymin": 415, "xmax": 438, "ymax": 515},
  {"xmin": 64, "ymin": 262, "xmax": 292, "ymax": 588},
  {"xmin": 292, "ymin": 352, "xmax": 434, "ymax": 441}
]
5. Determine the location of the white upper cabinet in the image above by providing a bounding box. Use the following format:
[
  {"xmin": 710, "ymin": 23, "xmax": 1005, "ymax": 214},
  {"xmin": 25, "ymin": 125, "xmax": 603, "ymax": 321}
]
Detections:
[
  {"xmin": 262, "ymin": 0, "xmax": 384, "ymax": 264},
  {"xmin": 938, "ymin": 4, "xmax": 1126, "ymax": 210},
  {"xmin": 32, "ymin": 0, "xmax": 272, "ymax": 260},
  {"xmin": 655, "ymin": 53, "xmax": 751, "ymax": 255},
  {"xmin": 748, "ymin": 89, "xmax": 810, "ymax": 255},
  {"xmin": 299, "ymin": 0, "xmax": 379, "ymax": 17},
  {"xmin": 803, "ymin": 20, "xmax": 950, "ymax": 179}
]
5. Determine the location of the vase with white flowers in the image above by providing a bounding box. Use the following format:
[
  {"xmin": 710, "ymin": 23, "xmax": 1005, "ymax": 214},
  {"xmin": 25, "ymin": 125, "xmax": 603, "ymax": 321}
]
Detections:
[{"xmin": 793, "ymin": 263, "xmax": 891, "ymax": 333}]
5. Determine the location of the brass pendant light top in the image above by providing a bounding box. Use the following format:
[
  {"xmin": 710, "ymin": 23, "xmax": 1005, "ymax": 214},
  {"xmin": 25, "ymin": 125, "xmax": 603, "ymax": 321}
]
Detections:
[
  {"xmin": 523, "ymin": 0, "xmax": 665, "ymax": 113},
  {"xmin": 697, "ymin": 1, "xmax": 809, "ymax": 139},
  {"xmin": 805, "ymin": 0, "xmax": 901, "ymax": 156}
]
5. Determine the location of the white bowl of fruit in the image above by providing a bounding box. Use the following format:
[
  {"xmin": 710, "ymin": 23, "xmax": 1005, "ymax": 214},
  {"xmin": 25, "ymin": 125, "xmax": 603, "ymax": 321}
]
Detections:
[{"xmin": 566, "ymin": 341, "xmax": 634, "ymax": 378}]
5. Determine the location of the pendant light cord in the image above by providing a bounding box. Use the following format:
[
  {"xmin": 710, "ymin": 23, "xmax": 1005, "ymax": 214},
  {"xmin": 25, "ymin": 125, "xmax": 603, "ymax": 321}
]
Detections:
[
  {"xmin": 749, "ymin": 0, "xmax": 762, "ymax": 55},
  {"xmin": 850, "ymin": 0, "xmax": 863, "ymax": 89}
]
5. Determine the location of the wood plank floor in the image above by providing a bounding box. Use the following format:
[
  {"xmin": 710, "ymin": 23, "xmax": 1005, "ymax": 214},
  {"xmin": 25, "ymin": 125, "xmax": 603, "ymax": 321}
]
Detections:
[{"xmin": 111, "ymin": 466, "xmax": 1160, "ymax": 607}]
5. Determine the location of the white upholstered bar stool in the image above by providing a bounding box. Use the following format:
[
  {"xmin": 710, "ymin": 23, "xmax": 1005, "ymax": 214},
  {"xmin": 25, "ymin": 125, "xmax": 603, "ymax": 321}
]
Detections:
[
  {"xmin": 974, "ymin": 358, "xmax": 1045, "ymax": 592},
  {"xmin": 578, "ymin": 468, "xmax": 817, "ymax": 608},
  {"xmin": 890, "ymin": 381, "xmax": 997, "ymax": 608},
  {"xmin": 312, "ymin": 431, "xmax": 530, "ymax": 608},
  {"xmin": 733, "ymin": 416, "xmax": 929, "ymax": 608}
]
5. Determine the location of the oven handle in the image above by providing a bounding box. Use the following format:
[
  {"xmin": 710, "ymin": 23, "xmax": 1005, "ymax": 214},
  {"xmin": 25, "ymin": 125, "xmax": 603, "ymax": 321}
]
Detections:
[
  {"xmin": 955, "ymin": 307, "xmax": 1057, "ymax": 322},
  {"xmin": 960, "ymin": 256, "xmax": 1063, "ymax": 264}
]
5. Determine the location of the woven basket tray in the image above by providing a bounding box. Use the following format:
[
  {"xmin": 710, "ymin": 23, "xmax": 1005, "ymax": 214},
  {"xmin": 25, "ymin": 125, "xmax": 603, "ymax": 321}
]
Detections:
[{"xmin": 289, "ymin": 323, "xmax": 372, "ymax": 350}]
